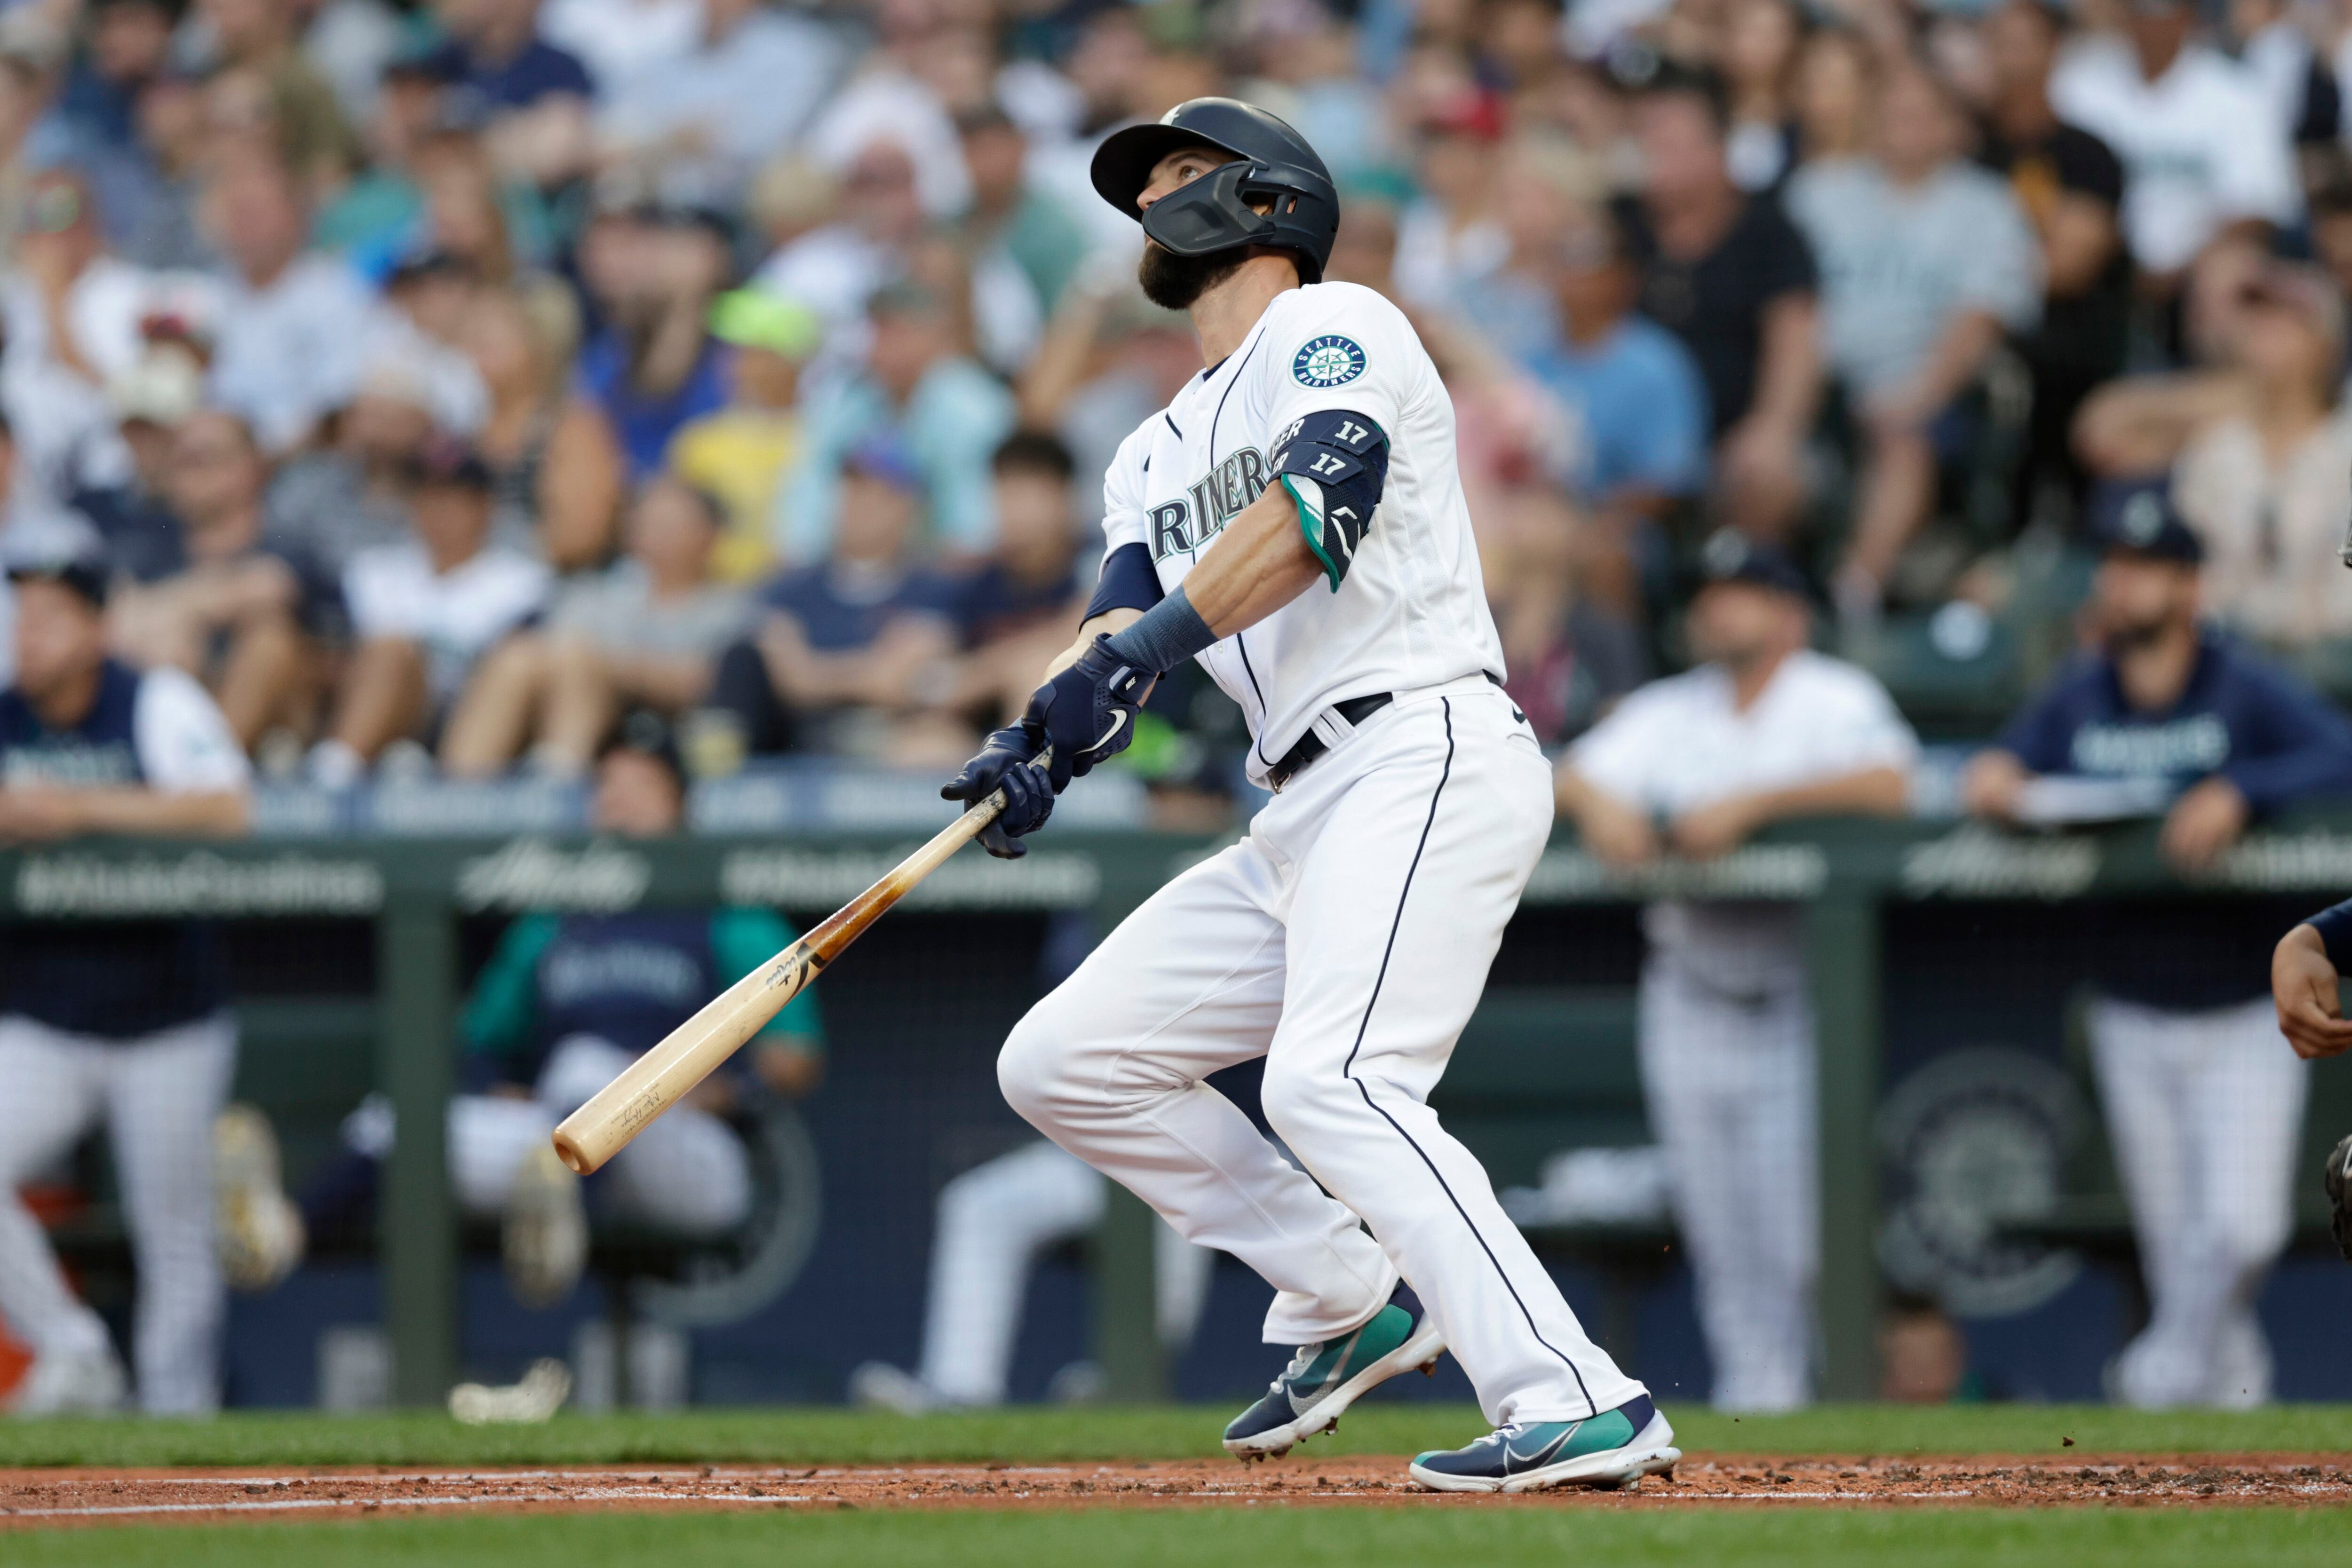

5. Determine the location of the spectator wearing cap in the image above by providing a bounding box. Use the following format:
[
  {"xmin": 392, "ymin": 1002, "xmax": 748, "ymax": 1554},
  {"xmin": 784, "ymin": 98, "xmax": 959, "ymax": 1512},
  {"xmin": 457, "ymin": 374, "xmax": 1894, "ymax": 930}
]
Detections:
[
  {"xmin": 750, "ymin": 135, "xmax": 926, "ymax": 352},
  {"xmin": 1962, "ymin": 490, "xmax": 2352, "ymax": 1408},
  {"xmin": 313, "ymin": 441, "xmax": 549, "ymax": 782},
  {"xmin": 2, "ymin": 169, "xmax": 224, "ymax": 508},
  {"xmin": 265, "ymin": 354, "xmax": 442, "ymax": 578},
  {"xmin": 1617, "ymin": 64, "xmax": 1824, "ymax": 547},
  {"xmin": 107, "ymin": 409, "xmax": 338, "ymax": 749},
  {"xmin": 594, "ymin": 0, "xmax": 841, "ymax": 209},
  {"xmin": 778, "ymin": 281, "xmax": 1017, "ymax": 562},
  {"xmin": 70, "ymin": 341, "xmax": 204, "ymax": 581},
  {"xmin": 1391, "ymin": 90, "xmax": 1507, "ymax": 314},
  {"xmin": 707, "ymin": 435, "xmax": 968, "ymax": 761},
  {"xmin": 2049, "ymin": 0, "xmax": 2295, "ymax": 296},
  {"xmin": 957, "ymin": 106, "xmax": 1090, "ymax": 322},
  {"xmin": 1555, "ymin": 531, "xmax": 1917, "ymax": 1411},
  {"xmin": 0, "ymin": 546, "xmax": 249, "ymax": 1416},
  {"xmin": 1784, "ymin": 61, "xmax": 2042, "ymax": 622},
  {"xmin": 417, "ymin": 0, "xmax": 597, "ymax": 191},
  {"xmin": 540, "ymin": 198, "xmax": 731, "ymax": 570},
  {"xmin": 665, "ymin": 290, "xmax": 821, "ymax": 584},
  {"xmin": 441, "ymin": 474, "xmax": 749, "ymax": 776}
]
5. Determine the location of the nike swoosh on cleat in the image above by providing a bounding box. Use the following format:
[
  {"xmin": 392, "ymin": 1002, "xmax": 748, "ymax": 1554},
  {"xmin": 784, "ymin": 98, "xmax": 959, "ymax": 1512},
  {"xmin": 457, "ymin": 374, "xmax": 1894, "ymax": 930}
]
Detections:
[{"xmin": 1503, "ymin": 1426, "xmax": 1574, "ymax": 1471}]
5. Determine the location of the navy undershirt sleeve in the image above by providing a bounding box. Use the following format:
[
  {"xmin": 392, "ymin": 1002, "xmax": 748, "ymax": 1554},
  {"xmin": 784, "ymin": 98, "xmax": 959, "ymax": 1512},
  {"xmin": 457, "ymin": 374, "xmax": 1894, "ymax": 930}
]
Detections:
[
  {"xmin": 2308, "ymin": 900, "xmax": 2352, "ymax": 972},
  {"xmin": 1084, "ymin": 542, "xmax": 1163, "ymax": 621}
]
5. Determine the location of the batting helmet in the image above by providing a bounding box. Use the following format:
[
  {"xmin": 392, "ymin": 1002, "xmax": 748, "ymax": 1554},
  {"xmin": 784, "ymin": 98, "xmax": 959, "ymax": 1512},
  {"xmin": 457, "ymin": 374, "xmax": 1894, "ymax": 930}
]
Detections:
[{"xmin": 1090, "ymin": 98, "xmax": 1340, "ymax": 285}]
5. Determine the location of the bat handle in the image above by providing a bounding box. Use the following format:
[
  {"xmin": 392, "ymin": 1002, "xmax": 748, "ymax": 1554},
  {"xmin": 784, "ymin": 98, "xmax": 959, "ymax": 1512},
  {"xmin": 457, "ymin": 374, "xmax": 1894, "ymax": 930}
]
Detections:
[{"xmin": 972, "ymin": 744, "xmax": 1056, "ymax": 824}]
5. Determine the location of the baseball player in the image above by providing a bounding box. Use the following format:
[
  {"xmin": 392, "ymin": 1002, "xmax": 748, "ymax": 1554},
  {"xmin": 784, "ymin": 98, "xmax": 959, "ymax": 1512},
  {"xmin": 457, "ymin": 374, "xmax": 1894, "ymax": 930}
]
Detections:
[
  {"xmin": 2272, "ymin": 913, "xmax": 2352, "ymax": 1266},
  {"xmin": 0, "ymin": 549, "xmax": 252, "ymax": 1415},
  {"xmin": 1966, "ymin": 491, "xmax": 2352, "ymax": 1406},
  {"xmin": 938, "ymin": 98, "xmax": 1677, "ymax": 1493},
  {"xmin": 1553, "ymin": 534, "xmax": 1918, "ymax": 1412}
]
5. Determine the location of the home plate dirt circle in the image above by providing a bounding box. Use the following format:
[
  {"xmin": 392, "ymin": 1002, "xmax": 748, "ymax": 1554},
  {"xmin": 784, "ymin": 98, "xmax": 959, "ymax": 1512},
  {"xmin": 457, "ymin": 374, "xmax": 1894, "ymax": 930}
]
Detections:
[{"xmin": 5, "ymin": 1454, "xmax": 2350, "ymax": 1527}]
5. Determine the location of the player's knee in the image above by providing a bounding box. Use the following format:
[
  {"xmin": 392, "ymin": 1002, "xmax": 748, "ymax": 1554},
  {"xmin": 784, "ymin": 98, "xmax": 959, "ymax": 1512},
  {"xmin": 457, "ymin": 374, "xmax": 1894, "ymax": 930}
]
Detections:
[
  {"xmin": 996, "ymin": 1001, "xmax": 1080, "ymax": 1131},
  {"xmin": 1256, "ymin": 1056, "xmax": 1335, "ymax": 1158}
]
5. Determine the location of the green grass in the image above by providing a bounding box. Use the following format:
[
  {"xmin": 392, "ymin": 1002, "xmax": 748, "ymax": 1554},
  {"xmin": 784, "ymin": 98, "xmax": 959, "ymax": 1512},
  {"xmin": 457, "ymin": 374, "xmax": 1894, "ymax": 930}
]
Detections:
[
  {"xmin": 8, "ymin": 1506, "xmax": 2351, "ymax": 1568},
  {"xmin": 2, "ymin": 1403, "xmax": 2349, "ymax": 1470}
]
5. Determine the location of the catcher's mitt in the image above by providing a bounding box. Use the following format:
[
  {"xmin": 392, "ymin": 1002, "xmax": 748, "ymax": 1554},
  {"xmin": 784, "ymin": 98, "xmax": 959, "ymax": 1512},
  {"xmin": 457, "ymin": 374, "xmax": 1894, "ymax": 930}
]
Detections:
[{"xmin": 2329, "ymin": 1133, "xmax": 2352, "ymax": 1264}]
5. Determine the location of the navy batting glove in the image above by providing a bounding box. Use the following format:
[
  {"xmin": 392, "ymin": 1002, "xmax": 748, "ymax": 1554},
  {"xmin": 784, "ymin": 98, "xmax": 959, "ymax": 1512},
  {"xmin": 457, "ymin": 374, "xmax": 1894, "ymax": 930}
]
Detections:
[
  {"xmin": 1024, "ymin": 635, "xmax": 1150, "ymax": 792},
  {"xmin": 942, "ymin": 725, "xmax": 1055, "ymax": 859}
]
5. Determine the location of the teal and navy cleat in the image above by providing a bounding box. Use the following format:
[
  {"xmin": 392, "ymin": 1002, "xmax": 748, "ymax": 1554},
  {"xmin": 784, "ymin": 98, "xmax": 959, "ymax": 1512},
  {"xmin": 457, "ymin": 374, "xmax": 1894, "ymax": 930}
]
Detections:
[
  {"xmin": 1407, "ymin": 1394, "xmax": 1680, "ymax": 1493},
  {"xmin": 1221, "ymin": 1303, "xmax": 1444, "ymax": 1458}
]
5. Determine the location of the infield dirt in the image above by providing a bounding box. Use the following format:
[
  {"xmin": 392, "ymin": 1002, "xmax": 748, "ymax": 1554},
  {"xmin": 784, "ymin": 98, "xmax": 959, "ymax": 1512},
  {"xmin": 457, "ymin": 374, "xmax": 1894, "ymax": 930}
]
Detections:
[{"xmin": 5, "ymin": 1452, "xmax": 2350, "ymax": 1528}]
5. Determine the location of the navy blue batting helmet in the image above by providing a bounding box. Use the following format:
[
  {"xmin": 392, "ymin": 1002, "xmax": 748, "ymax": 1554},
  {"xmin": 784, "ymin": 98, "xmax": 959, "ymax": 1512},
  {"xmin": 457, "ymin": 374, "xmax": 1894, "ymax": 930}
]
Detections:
[{"xmin": 1090, "ymin": 98, "xmax": 1341, "ymax": 285}]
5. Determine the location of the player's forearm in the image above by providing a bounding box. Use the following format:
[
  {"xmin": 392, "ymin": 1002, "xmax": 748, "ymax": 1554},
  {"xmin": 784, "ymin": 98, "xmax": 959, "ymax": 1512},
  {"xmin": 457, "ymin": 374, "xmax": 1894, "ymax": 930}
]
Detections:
[
  {"xmin": 1732, "ymin": 766, "xmax": 1911, "ymax": 828},
  {"xmin": 1177, "ymin": 483, "xmax": 1326, "ymax": 637},
  {"xmin": 61, "ymin": 788, "xmax": 250, "ymax": 838},
  {"xmin": 1043, "ymin": 608, "xmax": 1144, "ymax": 680}
]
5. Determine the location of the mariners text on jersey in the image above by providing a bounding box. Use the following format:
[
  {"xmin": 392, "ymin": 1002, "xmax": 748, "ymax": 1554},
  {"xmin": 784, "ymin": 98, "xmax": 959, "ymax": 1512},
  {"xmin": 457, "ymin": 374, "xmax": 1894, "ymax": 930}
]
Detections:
[{"xmin": 1098, "ymin": 281, "xmax": 1508, "ymax": 785}]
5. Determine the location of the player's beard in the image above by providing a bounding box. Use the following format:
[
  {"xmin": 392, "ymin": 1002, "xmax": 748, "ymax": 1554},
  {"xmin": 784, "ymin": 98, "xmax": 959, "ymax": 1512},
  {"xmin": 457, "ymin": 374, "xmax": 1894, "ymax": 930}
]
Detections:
[{"xmin": 1138, "ymin": 241, "xmax": 1248, "ymax": 310}]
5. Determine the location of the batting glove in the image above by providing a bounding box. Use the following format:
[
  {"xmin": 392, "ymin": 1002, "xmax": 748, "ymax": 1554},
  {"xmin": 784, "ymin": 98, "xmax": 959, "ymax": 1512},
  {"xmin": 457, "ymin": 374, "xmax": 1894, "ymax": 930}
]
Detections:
[
  {"xmin": 942, "ymin": 725, "xmax": 1055, "ymax": 859},
  {"xmin": 1025, "ymin": 635, "xmax": 1150, "ymax": 792}
]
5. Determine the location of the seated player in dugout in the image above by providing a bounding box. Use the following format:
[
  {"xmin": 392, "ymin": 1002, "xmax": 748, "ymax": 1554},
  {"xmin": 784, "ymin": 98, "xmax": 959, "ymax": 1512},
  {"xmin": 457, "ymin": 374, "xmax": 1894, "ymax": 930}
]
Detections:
[{"xmin": 295, "ymin": 714, "xmax": 822, "ymax": 1306}]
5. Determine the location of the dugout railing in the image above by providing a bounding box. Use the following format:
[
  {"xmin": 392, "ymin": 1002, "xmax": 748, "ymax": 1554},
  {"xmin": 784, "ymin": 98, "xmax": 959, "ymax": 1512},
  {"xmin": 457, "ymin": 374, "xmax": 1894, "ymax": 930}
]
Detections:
[{"xmin": 5, "ymin": 813, "xmax": 2351, "ymax": 1404}]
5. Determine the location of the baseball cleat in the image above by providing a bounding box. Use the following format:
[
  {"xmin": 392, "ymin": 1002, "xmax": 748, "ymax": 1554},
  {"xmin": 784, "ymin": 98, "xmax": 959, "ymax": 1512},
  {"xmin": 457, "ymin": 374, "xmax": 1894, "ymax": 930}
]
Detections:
[
  {"xmin": 214, "ymin": 1103, "xmax": 306, "ymax": 1293},
  {"xmin": 848, "ymin": 1361, "xmax": 948, "ymax": 1415},
  {"xmin": 1222, "ymin": 1303, "xmax": 1443, "ymax": 1458},
  {"xmin": 503, "ymin": 1142, "xmax": 588, "ymax": 1307},
  {"xmin": 6, "ymin": 1346, "xmax": 128, "ymax": 1417},
  {"xmin": 1407, "ymin": 1395, "xmax": 1679, "ymax": 1493},
  {"xmin": 448, "ymin": 1357, "xmax": 572, "ymax": 1425}
]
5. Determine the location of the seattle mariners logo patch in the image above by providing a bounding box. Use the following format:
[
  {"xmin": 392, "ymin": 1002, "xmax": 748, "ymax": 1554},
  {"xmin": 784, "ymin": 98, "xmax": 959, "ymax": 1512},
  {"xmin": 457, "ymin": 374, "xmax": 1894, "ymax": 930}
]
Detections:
[{"xmin": 1292, "ymin": 334, "xmax": 1366, "ymax": 388}]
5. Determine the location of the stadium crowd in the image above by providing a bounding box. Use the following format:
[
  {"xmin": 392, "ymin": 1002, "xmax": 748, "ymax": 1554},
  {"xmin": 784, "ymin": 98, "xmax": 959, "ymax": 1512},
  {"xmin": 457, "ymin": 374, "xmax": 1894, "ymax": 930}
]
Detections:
[{"xmin": 7, "ymin": 0, "xmax": 2352, "ymax": 1419}]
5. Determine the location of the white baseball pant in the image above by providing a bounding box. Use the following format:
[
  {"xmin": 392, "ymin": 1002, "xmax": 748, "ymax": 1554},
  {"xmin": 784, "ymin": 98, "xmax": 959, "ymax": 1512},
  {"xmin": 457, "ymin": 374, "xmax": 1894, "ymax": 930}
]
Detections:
[
  {"xmin": 1000, "ymin": 687, "xmax": 1646, "ymax": 1427},
  {"xmin": 0, "ymin": 1011, "xmax": 234, "ymax": 1414},
  {"xmin": 1638, "ymin": 954, "xmax": 1817, "ymax": 1412},
  {"xmin": 344, "ymin": 1035, "xmax": 752, "ymax": 1235},
  {"xmin": 2088, "ymin": 994, "xmax": 2308, "ymax": 1408},
  {"xmin": 917, "ymin": 1139, "xmax": 1214, "ymax": 1405}
]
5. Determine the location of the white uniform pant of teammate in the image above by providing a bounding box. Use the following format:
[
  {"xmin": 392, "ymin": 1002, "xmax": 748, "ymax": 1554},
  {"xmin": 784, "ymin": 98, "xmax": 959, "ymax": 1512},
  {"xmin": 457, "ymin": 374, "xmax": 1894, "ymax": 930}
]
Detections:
[
  {"xmin": 1638, "ymin": 958, "xmax": 1817, "ymax": 1412},
  {"xmin": 0, "ymin": 1012, "xmax": 234, "ymax": 1414},
  {"xmin": 918, "ymin": 1139, "xmax": 1215, "ymax": 1405},
  {"xmin": 346, "ymin": 1035, "xmax": 751, "ymax": 1235},
  {"xmin": 1000, "ymin": 688, "xmax": 1645, "ymax": 1426},
  {"xmin": 2088, "ymin": 995, "xmax": 2307, "ymax": 1408}
]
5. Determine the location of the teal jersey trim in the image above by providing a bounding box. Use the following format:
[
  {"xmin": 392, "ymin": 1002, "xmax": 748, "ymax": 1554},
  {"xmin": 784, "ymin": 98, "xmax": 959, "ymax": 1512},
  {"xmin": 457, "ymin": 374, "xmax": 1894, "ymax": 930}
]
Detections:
[
  {"xmin": 711, "ymin": 907, "xmax": 826, "ymax": 1055},
  {"xmin": 460, "ymin": 912, "xmax": 561, "ymax": 1073},
  {"xmin": 1280, "ymin": 473, "xmax": 1343, "ymax": 592}
]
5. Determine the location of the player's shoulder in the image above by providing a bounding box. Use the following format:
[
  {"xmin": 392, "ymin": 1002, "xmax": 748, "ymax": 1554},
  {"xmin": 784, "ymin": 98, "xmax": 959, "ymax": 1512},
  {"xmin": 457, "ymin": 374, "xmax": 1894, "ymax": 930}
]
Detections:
[{"xmin": 1258, "ymin": 283, "xmax": 1427, "ymax": 397}]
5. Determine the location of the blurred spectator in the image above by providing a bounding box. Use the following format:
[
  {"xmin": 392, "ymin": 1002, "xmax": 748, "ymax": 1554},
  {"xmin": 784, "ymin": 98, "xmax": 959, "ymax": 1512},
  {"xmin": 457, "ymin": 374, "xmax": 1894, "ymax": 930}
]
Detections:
[
  {"xmin": 0, "ymin": 547, "xmax": 250, "ymax": 1415},
  {"xmin": 1961, "ymin": 492, "xmax": 2352, "ymax": 1406},
  {"xmin": 311, "ymin": 442, "xmax": 549, "ymax": 782},
  {"xmin": 1619, "ymin": 64, "xmax": 1823, "ymax": 545},
  {"xmin": 59, "ymin": 0, "xmax": 174, "ymax": 159},
  {"xmin": 115, "ymin": 70, "xmax": 218, "ymax": 272},
  {"xmin": 2168, "ymin": 264, "xmax": 2352, "ymax": 650},
  {"xmin": 442, "ymin": 475, "xmax": 749, "ymax": 776},
  {"xmin": 708, "ymin": 436, "xmax": 966, "ymax": 761},
  {"xmin": 668, "ymin": 290, "xmax": 821, "ymax": 585},
  {"xmin": 195, "ymin": 0, "xmax": 360, "ymax": 193},
  {"xmin": 1790, "ymin": 27, "xmax": 1871, "ymax": 168},
  {"xmin": 265, "ymin": 356, "xmax": 436, "ymax": 577},
  {"xmin": 109, "ymin": 409, "xmax": 331, "ymax": 749},
  {"xmin": 316, "ymin": 53, "xmax": 450, "ymax": 261},
  {"xmin": 1555, "ymin": 535, "xmax": 1916, "ymax": 1410},
  {"xmin": 596, "ymin": 0, "xmax": 841, "ymax": 208},
  {"xmin": 1721, "ymin": 0, "xmax": 1803, "ymax": 192},
  {"xmin": 2227, "ymin": 0, "xmax": 2340, "ymax": 162},
  {"xmin": 753, "ymin": 134, "xmax": 923, "ymax": 347},
  {"xmin": 202, "ymin": 154, "xmax": 382, "ymax": 453},
  {"xmin": 957, "ymin": 105, "xmax": 1090, "ymax": 323},
  {"xmin": 464, "ymin": 282, "xmax": 577, "ymax": 545},
  {"xmin": 420, "ymin": 0, "xmax": 597, "ymax": 190},
  {"xmin": 1785, "ymin": 62, "xmax": 2040, "ymax": 618},
  {"xmin": 2049, "ymin": 0, "xmax": 2295, "ymax": 292},
  {"xmin": 72, "ymin": 343, "xmax": 204, "ymax": 577},
  {"xmin": 1392, "ymin": 90, "xmax": 1507, "ymax": 312},
  {"xmin": 540, "ymin": 0, "xmax": 701, "ymax": 95},
  {"xmin": 543, "ymin": 199, "xmax": 731, "ymax": 570},
  {"xmin": 303, "ymin": 720, "xmax": 823, "ymax": 1304},
  {"xmin": 1979, "ymin": 0, "xmax": 2129, "ymax": 527},
  {"xmin": 779, "ymin": 281, "xmax": 1017, "ymax": 561},
  {"xmin": 948, "ymin": 432, "xmax": 1087, "ymax": 726}
]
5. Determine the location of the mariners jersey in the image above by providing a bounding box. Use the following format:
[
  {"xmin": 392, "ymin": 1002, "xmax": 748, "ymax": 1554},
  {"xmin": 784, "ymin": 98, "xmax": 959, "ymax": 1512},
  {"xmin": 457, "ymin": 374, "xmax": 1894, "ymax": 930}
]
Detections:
[
  {"xmin": 1100, "ymin": 281, "xmax": 1507, "ymax": 785},
  {"xmin": 0, "ymin": 661, "xmax": 250, "ymax": 1037}
]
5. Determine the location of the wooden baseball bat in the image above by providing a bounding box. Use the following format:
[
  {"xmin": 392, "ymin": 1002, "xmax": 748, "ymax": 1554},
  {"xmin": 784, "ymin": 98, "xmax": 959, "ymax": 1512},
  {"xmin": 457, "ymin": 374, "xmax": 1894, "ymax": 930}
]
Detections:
[{"xmin": 551, "ymin": 760, "xmax": 1045, "ymax": 1175}]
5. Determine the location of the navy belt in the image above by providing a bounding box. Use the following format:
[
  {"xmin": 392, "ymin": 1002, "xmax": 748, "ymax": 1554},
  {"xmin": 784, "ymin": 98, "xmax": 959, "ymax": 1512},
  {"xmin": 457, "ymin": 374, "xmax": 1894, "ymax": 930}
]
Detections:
[{"xmin": 1265, "ymin": 693, "xmax": 1393, "ymax": 791}]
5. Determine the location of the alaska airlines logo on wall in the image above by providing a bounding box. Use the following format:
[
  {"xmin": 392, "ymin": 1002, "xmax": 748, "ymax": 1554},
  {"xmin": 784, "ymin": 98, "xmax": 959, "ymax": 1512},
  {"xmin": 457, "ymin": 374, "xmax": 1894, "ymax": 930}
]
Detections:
[
  {"xmin": 13, "ymin": 851, "xmax": 384, "ymax": 916},
  {"xmin": 1292, "ymin": 334, "xmax": 1366, "ymax": 388},
  {"xmin": 456, "ymin": 839, "xmax": 652, "ymax": 913},
  {"xmin": 1876, "ymin": 1047, "xmax": 2085, "ymax": 1318}
]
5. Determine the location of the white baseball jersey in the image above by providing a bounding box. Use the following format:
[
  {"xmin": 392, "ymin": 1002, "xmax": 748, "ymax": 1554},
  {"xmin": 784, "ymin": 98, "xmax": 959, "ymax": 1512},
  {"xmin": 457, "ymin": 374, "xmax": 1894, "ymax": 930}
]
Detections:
[
  {"xmin": 1572, "ymin": 650, "xmax": 1917, "ymax": 990},
  {"xmin": 1098, "ymin": 281, "xmax": 1507, "ymax": 785}
]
